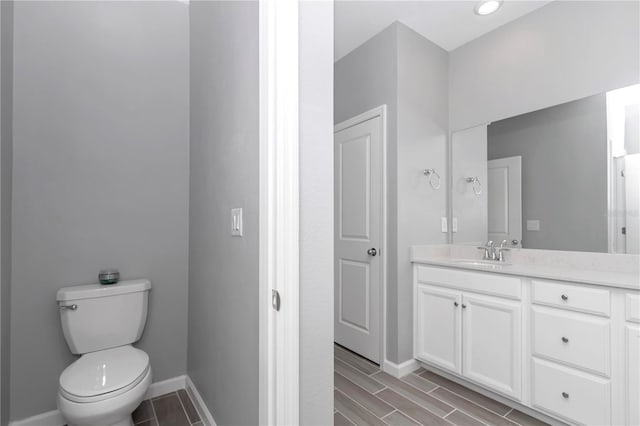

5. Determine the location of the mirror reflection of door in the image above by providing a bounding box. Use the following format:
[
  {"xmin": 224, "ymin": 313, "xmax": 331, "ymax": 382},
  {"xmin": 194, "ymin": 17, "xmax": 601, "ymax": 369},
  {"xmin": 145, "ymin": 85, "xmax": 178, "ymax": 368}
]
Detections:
[
  {"xmin": 488, "ymin": 157, "xmax": 522, "ymax": 247},
  {"xmin": 451, "ymin": 84, "xmax": 640, "ymax": 254}
]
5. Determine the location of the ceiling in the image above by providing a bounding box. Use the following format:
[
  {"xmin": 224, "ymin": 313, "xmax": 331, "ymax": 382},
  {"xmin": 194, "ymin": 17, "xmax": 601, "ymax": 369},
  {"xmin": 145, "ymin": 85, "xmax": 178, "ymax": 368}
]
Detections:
[{"xmin": 335, "ymin": 1, "xmax": 553, "ymax": 60}]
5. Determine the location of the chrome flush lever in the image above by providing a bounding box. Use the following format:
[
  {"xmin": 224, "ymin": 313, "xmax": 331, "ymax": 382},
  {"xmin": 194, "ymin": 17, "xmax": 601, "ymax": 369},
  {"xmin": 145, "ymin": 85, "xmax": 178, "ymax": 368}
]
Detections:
[{"xmin": 59, "ymin": 304, "xmax": 78, "ymax": 311}]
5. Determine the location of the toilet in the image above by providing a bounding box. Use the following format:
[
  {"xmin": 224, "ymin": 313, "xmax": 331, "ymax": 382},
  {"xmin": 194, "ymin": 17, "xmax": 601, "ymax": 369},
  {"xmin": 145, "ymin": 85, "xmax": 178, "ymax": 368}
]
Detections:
[{"xmin": 56, "ymin": 279, "xmax": 152, "ymax": 426}]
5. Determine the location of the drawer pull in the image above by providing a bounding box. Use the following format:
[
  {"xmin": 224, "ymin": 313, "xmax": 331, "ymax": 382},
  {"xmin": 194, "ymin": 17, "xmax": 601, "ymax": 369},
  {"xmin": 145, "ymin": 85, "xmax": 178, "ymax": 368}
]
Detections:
[
  {"xmin": 561, "ymin": 294, "xmax": 569, "ymax": 301},
  {"xmin": 562, "ymin": 392, "xmax": 569, "ymax": 399},
  {"xmin": 561, "ymin": 336, "xmax": 569, "ymax": 343}
]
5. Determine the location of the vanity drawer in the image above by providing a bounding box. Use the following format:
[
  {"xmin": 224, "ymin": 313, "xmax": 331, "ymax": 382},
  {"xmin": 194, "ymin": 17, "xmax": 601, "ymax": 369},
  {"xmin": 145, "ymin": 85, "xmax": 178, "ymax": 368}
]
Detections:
[
  {"xmin": 531, "ymin": 306, "xmax": 610, "ymax": 376},
  {"xmin": 626, "ymin": 294, "xmax": 640, "ymax": 323},
  {"xmin": 531, "ymin": 279, "xmax": 610, "ymax": 317},
  {"xmin": 416, "ymin": 265, "xmax": 521, "ymax": 300},
  {"xmin": 531, "ymin": 359, "xmax": 611, "ymax": 426}
]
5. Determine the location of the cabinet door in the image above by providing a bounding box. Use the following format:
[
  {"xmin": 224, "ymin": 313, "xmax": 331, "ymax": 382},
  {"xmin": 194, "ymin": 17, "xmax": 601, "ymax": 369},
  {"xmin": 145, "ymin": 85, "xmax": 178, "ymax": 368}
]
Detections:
[
  {"xmin": 626, "ymin": 325, "xmax": 640, "ymax": 426},
  {"xmin": 414, "ymin": 284, "xmax": 461, "ymax": 374},
  {"xmin": 462, "ymin": 293, "xmax": 522, "ymax": 400}
]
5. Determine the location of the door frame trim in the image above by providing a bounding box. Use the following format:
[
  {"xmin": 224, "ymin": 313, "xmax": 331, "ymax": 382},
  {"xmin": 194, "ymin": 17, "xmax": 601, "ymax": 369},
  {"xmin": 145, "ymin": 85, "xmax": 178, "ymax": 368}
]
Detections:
[
  {"xmin": 334, "ymin": 105, "xmax": 388, "ymax": 369},
  {"xmin": 259, "ymin": 0, "xmax": 299, "ymax": 424}
]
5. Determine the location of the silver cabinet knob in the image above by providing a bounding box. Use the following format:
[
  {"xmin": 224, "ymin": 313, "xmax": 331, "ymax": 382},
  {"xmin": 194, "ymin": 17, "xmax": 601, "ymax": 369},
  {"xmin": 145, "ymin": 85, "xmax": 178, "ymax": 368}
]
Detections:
[
  {"xmin": 562, "ymin": 392, "xmax": 569, "ymax": 399},
  {"xmin": 561, "ymin": 294, "xmax": 569, "ymax": 301},
  {"xmin": 454, "ymin": 302, "xmax": 459, "ymax": 307},
  {"xmin": 461, "ymin": 304, "xmax": 467, "ymax": 309},
  {"xmin": 562, "ymin": 337, "xmax": 569, "ymax": 343},
  {"xmin": 511, "ymin": 239, "xmax": 520, "ymax": 246},
  {"xmin": 367, "ymin": 248, "xmax": 378, "ymax": 256}
]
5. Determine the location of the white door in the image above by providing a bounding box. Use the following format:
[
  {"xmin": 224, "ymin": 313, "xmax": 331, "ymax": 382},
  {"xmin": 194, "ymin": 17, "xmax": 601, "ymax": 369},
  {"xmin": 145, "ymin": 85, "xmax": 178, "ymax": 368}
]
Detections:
[
  {"xmin": 335, "ymin": 116, "xmax": 381, "ymax": 363},
  {"xmin": 462, "ymin": 293, "xmax": 522, "ymax": 400},
  {"xmin": 488, "ymin": 156, "xmax": 522, "ymax": 247},
  {"xmin": 624, "ymin": 154, "xmax": 640, "ymax": 254},
  {"xmin": 414, "ymin": 284, "xmax": 462, "ymax": 374}
]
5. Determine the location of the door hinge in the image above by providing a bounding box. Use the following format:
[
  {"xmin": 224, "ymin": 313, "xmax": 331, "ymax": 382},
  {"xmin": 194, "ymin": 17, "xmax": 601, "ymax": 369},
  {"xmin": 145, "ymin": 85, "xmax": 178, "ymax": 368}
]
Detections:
[{"xmin": 272, "ymin": 289, "xmax": 281, "ymax": 311}]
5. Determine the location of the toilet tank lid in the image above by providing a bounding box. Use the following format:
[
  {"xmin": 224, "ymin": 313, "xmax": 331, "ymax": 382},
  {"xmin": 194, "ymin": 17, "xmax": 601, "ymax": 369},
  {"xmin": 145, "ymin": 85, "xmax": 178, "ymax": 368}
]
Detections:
[{"xmin": 57, "ymin": 279, "xmax": 151, "ymax": 302}]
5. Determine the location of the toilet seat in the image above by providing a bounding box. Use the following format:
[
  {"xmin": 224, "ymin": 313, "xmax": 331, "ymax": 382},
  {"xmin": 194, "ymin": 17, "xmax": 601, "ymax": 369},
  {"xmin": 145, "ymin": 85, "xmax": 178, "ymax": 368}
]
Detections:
[{"xmin": 59, "ymin": 346, "xmax": 149, "ymax": 403}]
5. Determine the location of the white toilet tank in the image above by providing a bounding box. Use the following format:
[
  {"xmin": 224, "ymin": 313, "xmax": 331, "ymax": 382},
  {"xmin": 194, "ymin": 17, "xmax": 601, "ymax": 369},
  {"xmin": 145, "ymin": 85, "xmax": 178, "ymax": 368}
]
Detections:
[{"xmin": 57, "ymin": 279, "xmax": 151, "ymax": 354}]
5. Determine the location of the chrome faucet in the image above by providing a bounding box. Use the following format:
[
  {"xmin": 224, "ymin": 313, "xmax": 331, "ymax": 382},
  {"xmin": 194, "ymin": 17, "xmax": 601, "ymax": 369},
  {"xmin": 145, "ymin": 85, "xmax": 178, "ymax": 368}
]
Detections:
[
  {"xmin": 495, "ymin": 240, "xmax": 510, "ymax": 262},
  {"xmin": 477, "ymin": 240, "xmax": 510, "ymax": 262},
  {"xmin": 478, "ymin": 240, "xmax": 495, "ymax": 260}
]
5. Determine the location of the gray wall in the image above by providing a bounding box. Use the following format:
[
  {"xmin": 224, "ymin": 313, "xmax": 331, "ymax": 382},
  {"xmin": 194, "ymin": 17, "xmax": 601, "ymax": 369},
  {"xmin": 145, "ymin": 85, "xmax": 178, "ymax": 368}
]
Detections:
[
  {"xmin": 0, "ymin": 2, "xmax": 13, "ymax": 424},
  {"xmin": 335, "ymin": 22, "xmax": 448, "ymax": 364},
  {"xmin": 10, "ymin": 2, "xmax": 189, "ymax": 420},
  {"xmin": 335, "ymin": 24, "xmax": 399, "ymax": 362},
  {"xmin": 395, "ymin": 24, "xmax": 448, "ymax": 363},
  {"xmin": 299, "ymin": 1, "xmax": 334, "ymax": 423},
  {"xmin": 451, "ymin": 125, "xmax": 488, "ymax": 245},
  {"xmin": 625, "ymin": 104, "xmax": 640, "ymax": 155},
  {"xmin": 187, "ymin": 2, "xmax": 259, "ymax": 425},
  {"xmin": 450, "ymin": 1, "xmax": 640, "ymax": 131},
  {"xmin": 488, "ymin": 94, "xmax": 608, "ymax": 252}
]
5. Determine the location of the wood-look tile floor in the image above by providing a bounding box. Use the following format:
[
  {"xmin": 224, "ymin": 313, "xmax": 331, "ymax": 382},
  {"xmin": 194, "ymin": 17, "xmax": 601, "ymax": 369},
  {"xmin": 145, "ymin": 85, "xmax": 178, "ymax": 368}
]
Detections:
[
  {"xmin": 334, "ymin": 344, "xmax": 549, "ymax": 426},
  {"xmin": 133, "ymin": 389, "xmax": 203, "ymax": 426}
]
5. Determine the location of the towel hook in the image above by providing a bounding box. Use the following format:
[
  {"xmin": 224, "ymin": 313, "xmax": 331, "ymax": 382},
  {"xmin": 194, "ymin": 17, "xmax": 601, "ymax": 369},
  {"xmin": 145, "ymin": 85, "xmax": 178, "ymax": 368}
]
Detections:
[
  {"xmin": 466, "ymin": 176, "xmax": 482, "ymax": 196},
  {"xmin": 423, "ymin": 169, "xmax": 441, "ymax": 190}
]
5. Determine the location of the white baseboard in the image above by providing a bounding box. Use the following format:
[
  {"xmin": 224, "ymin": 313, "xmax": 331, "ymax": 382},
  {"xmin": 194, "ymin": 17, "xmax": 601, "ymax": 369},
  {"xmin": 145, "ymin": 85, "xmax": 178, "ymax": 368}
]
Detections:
[
  {"xmin": 8, "ymin": 374, "xmax": 217, "ymax": 426},
  {"xmin": 383, "ymin": 358, "xmax": 420, "ymax": 378},
  {"xmin": 186, "ymin": 376, "xmax": 217, "ymax": 426},
  {"xmin": 144, "ymin": 374, "xmax": 187, "ymax": 399},
  {"xmin": 8, "ymin": 409, "xmax": 66, "ymax": 426}
]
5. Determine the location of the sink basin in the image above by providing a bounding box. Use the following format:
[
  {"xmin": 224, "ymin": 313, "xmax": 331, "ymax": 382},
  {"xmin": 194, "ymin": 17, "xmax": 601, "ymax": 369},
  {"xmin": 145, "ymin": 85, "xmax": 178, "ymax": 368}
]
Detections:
[{"xmin": 449, "ymin": 259, "xmax": 512, "ymax": 268}]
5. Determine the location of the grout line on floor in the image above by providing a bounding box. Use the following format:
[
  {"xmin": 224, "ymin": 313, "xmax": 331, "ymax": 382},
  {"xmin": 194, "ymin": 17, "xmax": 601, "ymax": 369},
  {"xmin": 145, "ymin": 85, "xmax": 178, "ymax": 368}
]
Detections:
[
  {"xmin": 175, "ymin": 389, "xmax": 192, "ymax": 425},
  {"xmin": 504, "ymin": 408, "xmax": 514, "ymax": 418},
  {"xmin": 335, "ymin": 387, "xmax": 390, "ymax": 424},
  {"xmin": 397, "ymin": 372, "xmax": 442, "ymax": 396},
  {"xmin": 372, "ymin": 386, "xmax": 387, "ymax": 395},
  {"xmin": 426, "ymin": 385, "xmax": 440, "ymax": 394},
  {"xmin": 380, "ymin": 409, "xmax": 397, "ymax": 420},
  {"xmin": 421, "ymin": 371, "xmax": 512, "ymax": 418},
  {"xmin": 427, "ymin": 390, "xmax": 494, "ymax": 426},
  {"xmin": 149, "ymin": 394, "xmax": 159, "ymax": 426}
]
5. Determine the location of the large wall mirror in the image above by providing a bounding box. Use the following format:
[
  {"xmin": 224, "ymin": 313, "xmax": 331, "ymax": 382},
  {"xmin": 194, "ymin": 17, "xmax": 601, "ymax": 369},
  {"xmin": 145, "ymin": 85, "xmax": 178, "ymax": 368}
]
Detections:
[{"xmin": 451, "ymin": 84, "xmax": 639, "ymax": 254}]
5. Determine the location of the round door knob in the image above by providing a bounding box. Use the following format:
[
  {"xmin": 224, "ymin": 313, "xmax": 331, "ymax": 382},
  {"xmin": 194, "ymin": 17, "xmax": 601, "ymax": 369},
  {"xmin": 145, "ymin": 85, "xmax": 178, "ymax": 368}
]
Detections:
[
  {"xmin": 561, "ymin": 294, "xmax": 569, "ymax": 301},
  {"xmin": 367, "ymin": 248, "xmax": 377, "ymax": 256}
]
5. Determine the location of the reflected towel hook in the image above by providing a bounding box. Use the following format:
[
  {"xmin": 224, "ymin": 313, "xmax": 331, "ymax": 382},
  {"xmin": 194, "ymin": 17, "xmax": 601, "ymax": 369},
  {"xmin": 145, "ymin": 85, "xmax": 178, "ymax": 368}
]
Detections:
[
  {"xmin": 423, "ymin": 169, "xmax": 441, "ymax": 190},
  {"xmin": 466, "ymin": 176, "xmax": 482, "ymax": 195}
]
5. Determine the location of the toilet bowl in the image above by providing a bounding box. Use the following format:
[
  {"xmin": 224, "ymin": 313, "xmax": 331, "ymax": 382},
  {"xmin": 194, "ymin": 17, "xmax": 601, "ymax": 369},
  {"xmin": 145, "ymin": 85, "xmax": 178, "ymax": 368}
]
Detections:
[
  {"xmin": 56, "ymin": 279, "xmax": 152, "ymax": 426},
  {"xmin": 57, "ymin": 345, "xmax": 152, "ymax": 426}
]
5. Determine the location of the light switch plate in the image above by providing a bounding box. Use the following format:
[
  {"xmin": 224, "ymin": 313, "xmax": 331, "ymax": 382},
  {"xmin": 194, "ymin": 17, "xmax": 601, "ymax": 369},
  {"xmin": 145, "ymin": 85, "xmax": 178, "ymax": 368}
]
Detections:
[
  {"xmin": 231, "ymin": 208, "xmax": 243, "ymax": 236},
  {"xmin": 441, "ymin": 217, "xmax": 448, "ymax": 233},
  {"xmin": 526, "ymin": 220, "xmax": 540, "ymax": 231},
  {"xmin": 452, "ymin": 217, "xmax": 458, "ymax": 233}
]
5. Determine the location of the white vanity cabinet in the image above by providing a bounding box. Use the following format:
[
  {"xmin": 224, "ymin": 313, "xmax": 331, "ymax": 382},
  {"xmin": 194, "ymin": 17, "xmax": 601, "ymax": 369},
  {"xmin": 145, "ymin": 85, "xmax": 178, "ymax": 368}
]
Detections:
[
  {"xmin": 625, "ymin": 294, "xmax": 640, "ymax": 426},
  {"xmin": 413, "ymin": 262, "xmax": 640, "ymax": 426},
  {"xmin": 529, "ymin": 280, "xmax": 613, "ymax": 425},
  {"xmin": 414, "ymin": 265, "xmax": 523, "ymax": 401}
]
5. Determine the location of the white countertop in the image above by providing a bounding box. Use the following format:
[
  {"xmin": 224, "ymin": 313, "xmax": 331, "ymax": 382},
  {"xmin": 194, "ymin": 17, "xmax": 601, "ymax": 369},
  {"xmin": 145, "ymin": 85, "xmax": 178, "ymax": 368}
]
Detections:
[{"xmin": 411, "ymin": 245, "xmax": 640, "ymax": 291}]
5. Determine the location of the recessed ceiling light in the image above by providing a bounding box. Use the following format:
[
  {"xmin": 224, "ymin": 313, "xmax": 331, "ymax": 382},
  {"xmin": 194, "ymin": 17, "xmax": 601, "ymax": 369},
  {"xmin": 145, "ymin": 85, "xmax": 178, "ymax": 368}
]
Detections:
[{"xmin": 474, "ymin": 0, "xmax": 503, "ymax": 16}]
